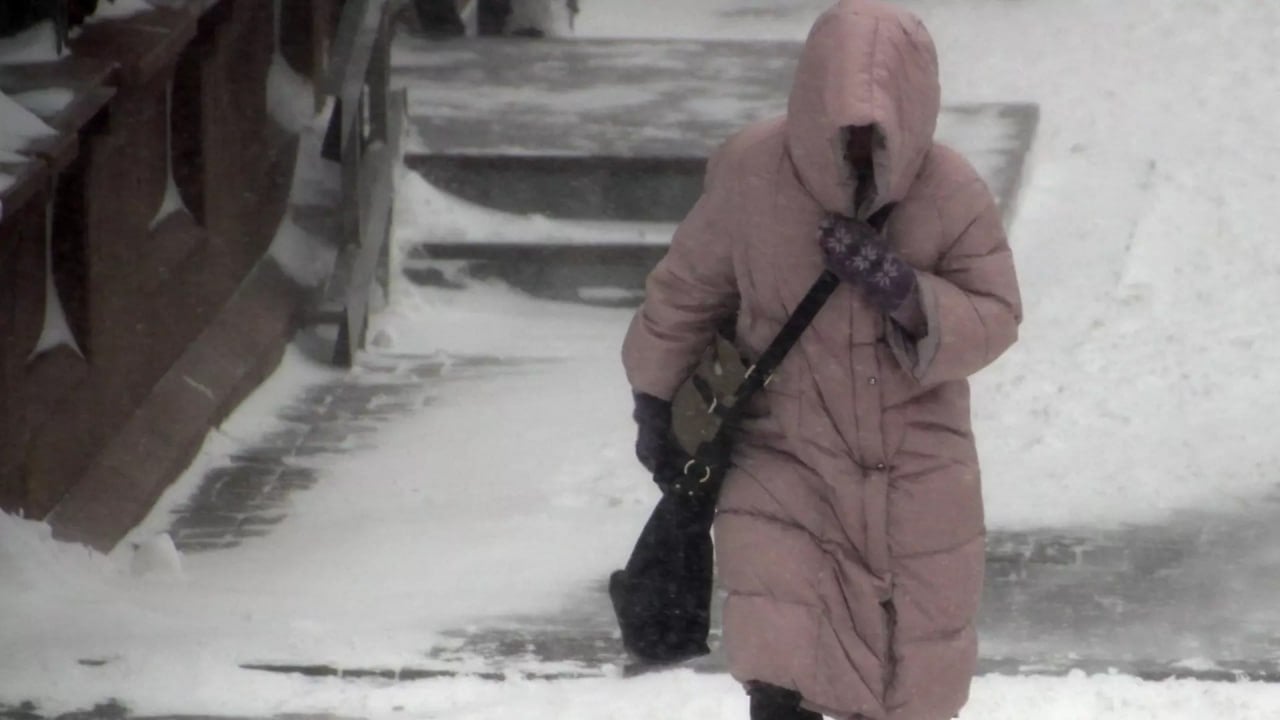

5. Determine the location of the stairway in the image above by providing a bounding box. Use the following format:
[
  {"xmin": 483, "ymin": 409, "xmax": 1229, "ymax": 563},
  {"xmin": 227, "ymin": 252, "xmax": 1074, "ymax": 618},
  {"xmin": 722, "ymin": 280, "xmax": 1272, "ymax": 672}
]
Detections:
[{"xmin": 390, "ymin": 36, "xmax": 1039, "ymax": 304}]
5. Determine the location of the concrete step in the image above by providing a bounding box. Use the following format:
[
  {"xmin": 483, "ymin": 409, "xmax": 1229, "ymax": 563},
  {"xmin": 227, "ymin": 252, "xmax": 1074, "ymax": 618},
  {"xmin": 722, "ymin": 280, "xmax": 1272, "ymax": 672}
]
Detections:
[
  {"xmin": 391, "ymin": 37, "xmax": 1038, "ymax": 302},
  {"xmin": 403, "ymin": 103, "xmax": 1036, "ymax": 226},
  {"xmin": 392, "ymin": 37, "xmax": 1037, "ymax": 221}
]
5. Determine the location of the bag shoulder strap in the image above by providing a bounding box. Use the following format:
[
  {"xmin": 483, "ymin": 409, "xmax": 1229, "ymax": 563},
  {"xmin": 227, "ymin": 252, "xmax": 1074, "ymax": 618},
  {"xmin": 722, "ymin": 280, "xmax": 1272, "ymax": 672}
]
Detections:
[
  {"xmin": 716, "ymin": 202, "xmax": 895, "ymax": 429},
  {"xmin": 674, "ymin": 204, "xmax": 895, "ymax": 492},
  {"xmin": 716, "ymin": 271, "xmax": 837, "ymax": 427}
]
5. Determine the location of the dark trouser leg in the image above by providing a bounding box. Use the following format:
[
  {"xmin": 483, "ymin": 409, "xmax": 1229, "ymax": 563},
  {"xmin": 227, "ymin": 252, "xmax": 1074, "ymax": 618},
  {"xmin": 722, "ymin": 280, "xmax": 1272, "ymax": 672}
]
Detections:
[
  {"xmin": 412, "ymin": 0, "xmax": 466, "ymax": 37},
  {"xmin": 477, "ymin": 0, "xmax": 512, "ymax": 35},
  {"xmin": 747, "ymin": 683, "xmax": 823, "ymax": 720}
]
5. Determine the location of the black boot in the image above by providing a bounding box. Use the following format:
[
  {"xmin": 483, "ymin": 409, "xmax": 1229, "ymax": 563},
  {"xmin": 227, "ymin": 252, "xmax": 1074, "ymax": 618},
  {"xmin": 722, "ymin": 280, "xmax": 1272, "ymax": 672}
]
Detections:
[{"xmin": 747, "ymin": 683, "xmax": 823, "ymax": 720}]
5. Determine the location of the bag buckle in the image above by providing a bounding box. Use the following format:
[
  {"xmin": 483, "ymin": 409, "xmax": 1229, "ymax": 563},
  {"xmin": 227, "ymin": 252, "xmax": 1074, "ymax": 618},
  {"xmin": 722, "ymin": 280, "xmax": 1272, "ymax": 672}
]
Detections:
[{"xmin": 680, "ymin": 458, "xmax": 711, "ymax": 481}]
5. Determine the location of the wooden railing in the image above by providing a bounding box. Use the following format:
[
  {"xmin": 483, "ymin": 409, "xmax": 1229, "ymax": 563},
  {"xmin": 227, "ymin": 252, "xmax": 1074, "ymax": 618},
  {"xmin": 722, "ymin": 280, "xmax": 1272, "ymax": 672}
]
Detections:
[
  {"xmin": 314, "ymin": 0, "xmax": 407, "ymax": 366},
  {"xmin": 1, "ymin": 0, "xmax": 332, "ymax": 526}
]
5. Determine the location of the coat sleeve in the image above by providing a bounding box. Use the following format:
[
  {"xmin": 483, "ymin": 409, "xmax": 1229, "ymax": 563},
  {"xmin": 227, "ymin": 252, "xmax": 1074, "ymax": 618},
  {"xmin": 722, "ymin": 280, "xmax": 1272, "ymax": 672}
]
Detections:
[
  {"xmin": 886, "ymin": 183, "xmax": 1022, "ymax": 386},
  {"xmin": 621, "ymin": 149, "xmax": 739, "ymax": 401}
]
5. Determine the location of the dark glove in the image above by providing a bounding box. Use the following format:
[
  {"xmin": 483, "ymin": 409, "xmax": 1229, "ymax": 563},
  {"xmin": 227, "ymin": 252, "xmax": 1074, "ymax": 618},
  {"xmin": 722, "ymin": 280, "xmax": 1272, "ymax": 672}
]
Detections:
[
  {"xmin": 632, "ymin": 392, "xmax": 674, "ymax": 474},
  {"xmin": 818, "ymin": 213, "xmax": 917, "ymax": 313}
]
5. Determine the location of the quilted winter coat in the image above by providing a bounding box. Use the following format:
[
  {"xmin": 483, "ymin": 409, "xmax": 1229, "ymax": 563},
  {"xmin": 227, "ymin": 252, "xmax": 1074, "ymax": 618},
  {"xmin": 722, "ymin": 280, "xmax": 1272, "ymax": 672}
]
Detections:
[{"xmin": 621, "ymin": 1, "xmax": 1022, "ymax": 718}]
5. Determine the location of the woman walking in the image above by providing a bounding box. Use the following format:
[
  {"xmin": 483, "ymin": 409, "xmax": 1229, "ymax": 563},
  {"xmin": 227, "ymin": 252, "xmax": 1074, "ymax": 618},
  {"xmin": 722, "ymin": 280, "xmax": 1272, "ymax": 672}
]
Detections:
[{"xmin": 622, "ymin": 2, "xmax": 1022, "ymax": 719}]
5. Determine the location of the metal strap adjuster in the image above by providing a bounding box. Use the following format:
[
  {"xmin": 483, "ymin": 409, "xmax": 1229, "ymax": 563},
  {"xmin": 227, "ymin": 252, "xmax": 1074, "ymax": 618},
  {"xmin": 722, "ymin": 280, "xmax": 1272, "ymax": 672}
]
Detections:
[
  {"xmin": 744, "ymin": 364, "xmax": 775, "ymax": 387},
  {"xmin": 683, "ymin": 459, "xmax": 713, "ymax": 484}
]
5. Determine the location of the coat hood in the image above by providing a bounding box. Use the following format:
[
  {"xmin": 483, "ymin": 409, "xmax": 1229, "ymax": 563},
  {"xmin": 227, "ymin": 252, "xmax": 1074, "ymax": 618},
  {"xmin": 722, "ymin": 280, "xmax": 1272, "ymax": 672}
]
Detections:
[{"xmin": 786, "ymin": 0, "xmax": 941, "ymax": 217}]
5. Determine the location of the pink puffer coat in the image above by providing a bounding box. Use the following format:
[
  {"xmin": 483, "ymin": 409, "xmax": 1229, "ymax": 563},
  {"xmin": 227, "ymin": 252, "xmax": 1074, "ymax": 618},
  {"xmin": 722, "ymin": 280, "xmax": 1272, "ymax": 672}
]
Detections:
[{"xmin": 622, "ymin": 1, "xmax": 1022, "ymax": 718}]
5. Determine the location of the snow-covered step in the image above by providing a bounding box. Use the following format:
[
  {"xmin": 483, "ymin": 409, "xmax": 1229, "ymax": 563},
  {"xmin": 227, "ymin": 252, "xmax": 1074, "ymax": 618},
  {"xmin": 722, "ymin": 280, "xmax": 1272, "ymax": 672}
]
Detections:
[
  {"xmin": 402, "ymin": 106, "xmax": 1036, "ymax": 226},
  {"xmin": 389, "ymin": 38, "xmax": 1036, "ymax": 302},
  {"xmin": 391, "ymin": 37, "xmax": 1038, "ymax": 222}
]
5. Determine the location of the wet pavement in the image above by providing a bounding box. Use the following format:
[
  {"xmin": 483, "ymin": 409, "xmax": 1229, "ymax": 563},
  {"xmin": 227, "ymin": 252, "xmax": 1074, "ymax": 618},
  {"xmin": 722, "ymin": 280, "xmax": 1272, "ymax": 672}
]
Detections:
[{"xmin": 982, "ymin": 501, "xmax": 1280, "ymax": 677}]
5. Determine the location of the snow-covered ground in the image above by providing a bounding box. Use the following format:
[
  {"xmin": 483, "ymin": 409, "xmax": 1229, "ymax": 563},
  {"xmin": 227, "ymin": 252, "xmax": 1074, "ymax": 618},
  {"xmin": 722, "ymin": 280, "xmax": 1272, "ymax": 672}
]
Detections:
[{"xmin": 3, "ymin": 0, "xmax": 1280, "ymax": 717}]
